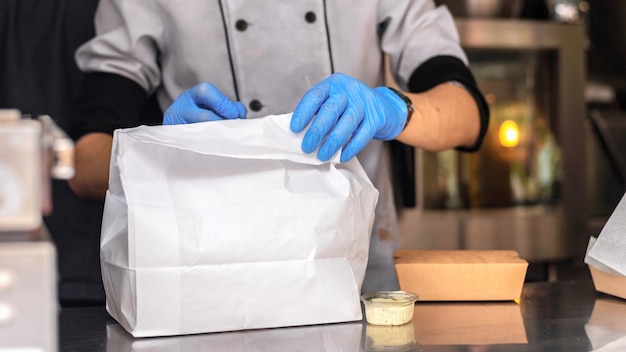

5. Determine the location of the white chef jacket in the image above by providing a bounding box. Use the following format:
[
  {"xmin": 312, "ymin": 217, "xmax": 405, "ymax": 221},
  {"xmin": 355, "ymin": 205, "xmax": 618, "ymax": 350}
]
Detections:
[{"xmin": 76, "ymin": 0, "xmax": 468, "ymax": 293}]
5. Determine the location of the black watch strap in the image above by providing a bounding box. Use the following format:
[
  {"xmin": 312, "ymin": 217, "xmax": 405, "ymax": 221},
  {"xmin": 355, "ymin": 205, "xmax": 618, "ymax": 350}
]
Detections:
[{"xmin": 387, "ymin": 87, "xmax": 414, "ymax": 131}]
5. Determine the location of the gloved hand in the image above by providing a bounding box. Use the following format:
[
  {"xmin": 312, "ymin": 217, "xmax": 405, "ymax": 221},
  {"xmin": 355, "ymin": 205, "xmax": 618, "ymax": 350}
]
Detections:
[
  {"xmin": 290, "ymin": 73, "xmax": 408, "ymax": 162},
  {"xmin": 163, "ymin": 82, "xmax": 247, "ymax": 125}
]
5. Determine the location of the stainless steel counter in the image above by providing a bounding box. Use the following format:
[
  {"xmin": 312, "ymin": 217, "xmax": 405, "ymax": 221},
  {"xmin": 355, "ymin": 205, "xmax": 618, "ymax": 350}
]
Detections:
[{"xmin": 59, "ymin": 280, "xmax": 626, "ymax": 351}]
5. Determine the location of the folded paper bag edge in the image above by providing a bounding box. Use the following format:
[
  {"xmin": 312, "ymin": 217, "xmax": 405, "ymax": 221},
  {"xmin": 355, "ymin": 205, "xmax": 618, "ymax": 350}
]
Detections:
[
  {"xmin": 584, "ymin": 192, "xmax": 626, "ymax": 277},
  {"xmin": 113, "ymin": 113, "xmax": 341, "ymax": 165}
]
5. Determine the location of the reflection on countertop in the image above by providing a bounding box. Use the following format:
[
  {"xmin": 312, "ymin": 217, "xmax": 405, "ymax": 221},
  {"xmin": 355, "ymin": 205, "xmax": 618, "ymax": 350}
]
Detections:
[
  {"xmin": 106, "ymin": 322, "xmax": 363, "ymax": 352},
  {"xmin": 59, "ymin": 280, "xmax": 626, "ymax": 352},
  {"xmin": 585, "ymin": 297, "xmax": 626, "ymax": 351},
  {"xmin": 412, "ymin": 302, "xmax": 526, "ymax": 345},
  {"xmin": 364, "ymin": 323, "xmax": 418, "ymax": 351}
]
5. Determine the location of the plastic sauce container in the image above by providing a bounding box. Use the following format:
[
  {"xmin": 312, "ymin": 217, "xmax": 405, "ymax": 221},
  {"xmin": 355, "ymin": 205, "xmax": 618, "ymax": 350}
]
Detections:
[{"xmin": 361, "ymin": 291, "xmax": 418, "ymax": 326}]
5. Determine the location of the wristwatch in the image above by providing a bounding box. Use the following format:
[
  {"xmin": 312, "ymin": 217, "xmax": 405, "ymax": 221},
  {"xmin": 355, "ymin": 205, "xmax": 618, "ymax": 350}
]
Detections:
[{"xmin": 387, "ymin": 87, "xmax": 414, "ymax": 131}]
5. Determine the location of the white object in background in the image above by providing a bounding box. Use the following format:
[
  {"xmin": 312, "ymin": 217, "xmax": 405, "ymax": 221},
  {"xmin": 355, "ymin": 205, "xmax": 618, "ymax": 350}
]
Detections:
[
  {"xmin": 0, "ymin": 110, "xmax": 71, "ymax": 352},
  {"xmin": 585, "ymin": 193, "xmax": 626, "ymax": 277},
  {"xmin": 0, "ymin": 111, "xmax": 74, "ymax": 231},
  {"xmin": 0, "ymin": 116, "xmax": 41, "ymax": 232},
  {"xmin": 0, "ymin": 240, "xmax": 57, "ymax": 352},
  {"xmin": 101, "ymin": 113, "xmax": 379, "ymax": 337}
]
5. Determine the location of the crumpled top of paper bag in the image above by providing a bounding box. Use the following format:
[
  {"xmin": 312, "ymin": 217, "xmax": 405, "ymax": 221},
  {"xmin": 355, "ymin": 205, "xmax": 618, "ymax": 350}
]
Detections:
[{"xmin": 123, "ymin": 113, "xmax": 341, "ymax": 165}]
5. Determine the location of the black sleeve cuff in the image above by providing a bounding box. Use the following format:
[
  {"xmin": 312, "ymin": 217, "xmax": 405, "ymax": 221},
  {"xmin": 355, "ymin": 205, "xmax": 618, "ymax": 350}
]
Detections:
[
  {"xmin": 70, "ymin": 72, "xmax": 153, "ymax": 141},
  {"xmin": 407, "ymin": 55, "xmax": 490, "ymax": 152}
]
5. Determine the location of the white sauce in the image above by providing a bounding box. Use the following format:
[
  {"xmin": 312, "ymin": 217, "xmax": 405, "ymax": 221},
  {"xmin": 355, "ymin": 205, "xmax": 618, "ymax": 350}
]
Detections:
[{"xmin": 364, "ymin": 298, "xmax": 415, "ymax": 325}]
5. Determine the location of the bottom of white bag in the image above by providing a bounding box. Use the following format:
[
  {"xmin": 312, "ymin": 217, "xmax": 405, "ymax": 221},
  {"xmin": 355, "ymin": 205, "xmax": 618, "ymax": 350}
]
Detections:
[{"xmin": 104, "ymin": 257, "xmax": 366, "ymax": 337}]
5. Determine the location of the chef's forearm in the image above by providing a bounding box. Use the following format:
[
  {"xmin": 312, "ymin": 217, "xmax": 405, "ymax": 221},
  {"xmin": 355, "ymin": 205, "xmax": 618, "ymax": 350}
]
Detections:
[
  {"xmin": 68, "ymin": 132, "xmax": 113, "ymax": 200},
  {"xmin": 396, "ymin": 83, "xmax": 481, "ymax": 151}
]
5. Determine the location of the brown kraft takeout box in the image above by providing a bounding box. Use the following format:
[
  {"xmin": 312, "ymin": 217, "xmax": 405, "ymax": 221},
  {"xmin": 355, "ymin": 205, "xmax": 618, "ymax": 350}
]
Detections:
[
  {"xmin": 394, "ymin": 250, "xmax": 528, "ymax": 301},
  {"xmin": 588, "ymin": 265, "xmax": 626, "ymax": 300}
]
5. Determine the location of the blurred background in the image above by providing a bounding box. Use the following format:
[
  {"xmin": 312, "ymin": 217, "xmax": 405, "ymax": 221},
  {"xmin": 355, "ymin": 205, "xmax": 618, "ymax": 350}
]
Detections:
[{"xmin": 393, "ymin": 0, "xmax": 626, "ymax": 282}]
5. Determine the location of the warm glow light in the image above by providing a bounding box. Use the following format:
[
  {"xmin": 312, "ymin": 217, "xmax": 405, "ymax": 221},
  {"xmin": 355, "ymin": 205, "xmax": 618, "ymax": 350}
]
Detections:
[
  {"xmin": 499, "ymin": 120, "xmax": 519, "ymax": 147},
  {"xmin": 0, "ymin": 270, "xmax": 14, "ymax": 290},
  {"xmin": 0, "ymin": 303, "xmax": 13, "ymax": 324}
]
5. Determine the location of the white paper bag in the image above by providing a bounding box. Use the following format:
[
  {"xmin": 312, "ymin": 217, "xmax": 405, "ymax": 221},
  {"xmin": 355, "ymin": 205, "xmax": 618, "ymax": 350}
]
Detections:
[
  {"xmin": 100, "ymin": 113, "xmax": 378, "ymax": 337},
  {"xmin": 585, "ymin": 192, "xmax": 626, "ymax": 277}
]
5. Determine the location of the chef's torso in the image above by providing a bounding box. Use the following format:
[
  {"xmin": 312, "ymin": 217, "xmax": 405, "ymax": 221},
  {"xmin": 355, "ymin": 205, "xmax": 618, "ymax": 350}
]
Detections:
[
  {"xmin": 77, "ymin": 0, "xmax": 465, "ymax": 291},
  {"xmin": 78, "ymin": 0, "xmax": 465, "ymax": 115}
]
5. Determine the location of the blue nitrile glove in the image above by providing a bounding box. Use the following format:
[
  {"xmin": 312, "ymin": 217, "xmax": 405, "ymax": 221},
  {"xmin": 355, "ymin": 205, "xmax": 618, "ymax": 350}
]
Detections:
[
  {"xmin": 290, "ymin": 73, "xmax": 408, "ymax": 162},
  {"xmin": 163, "ymin": 82, "xmax": 247, "ymax": 125}
]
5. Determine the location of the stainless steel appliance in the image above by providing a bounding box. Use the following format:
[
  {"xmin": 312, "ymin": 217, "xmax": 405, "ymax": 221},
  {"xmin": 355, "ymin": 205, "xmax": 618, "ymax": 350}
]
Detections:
[
  {"xmin": 0, "ymin": 110, "xmax": 74, "ymax": 352},
  {"xmin": 396, "ymin": 20, "xmax": 587, "ymax": 268}
]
